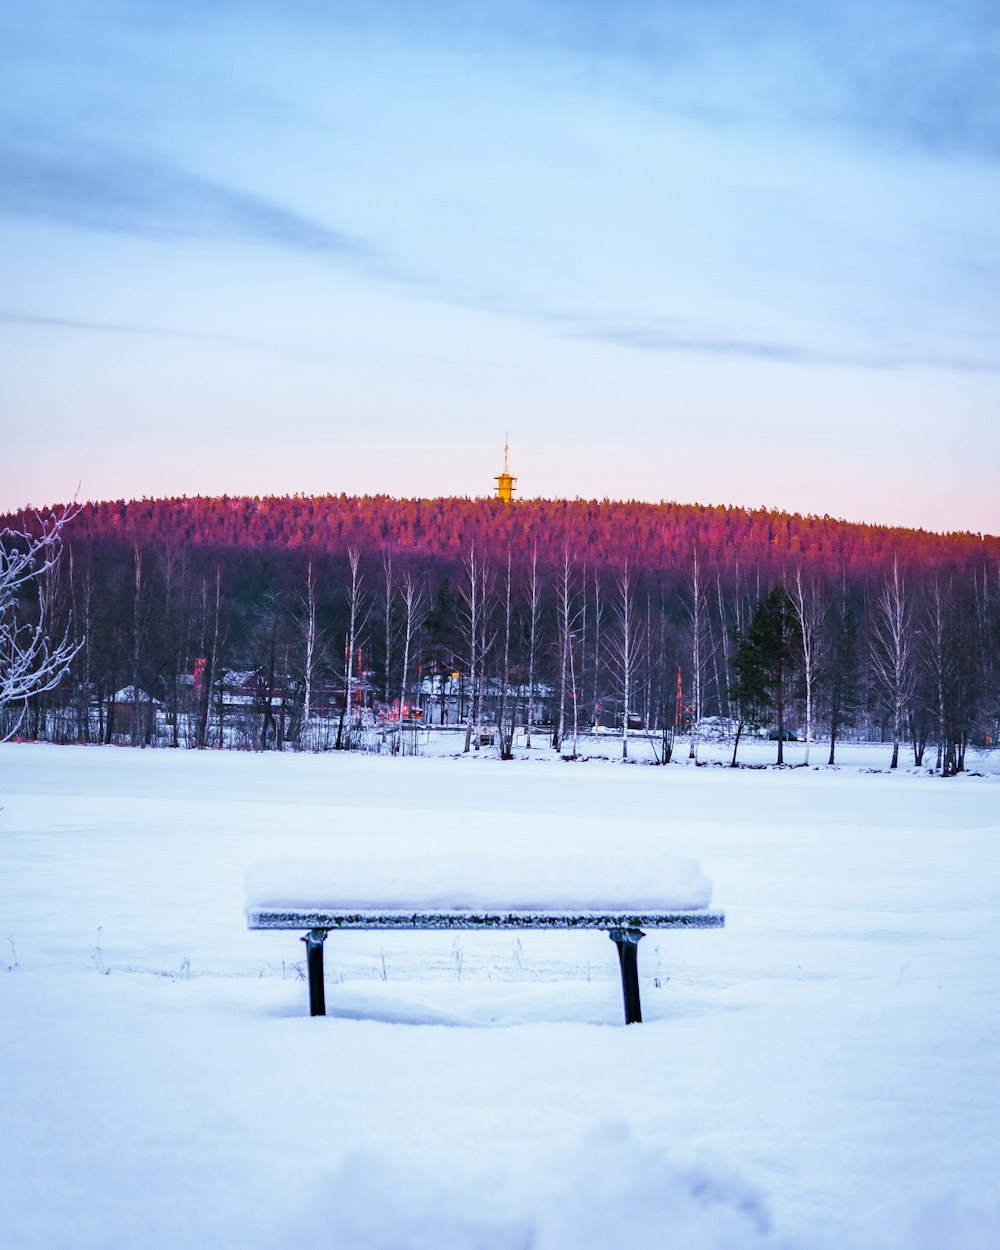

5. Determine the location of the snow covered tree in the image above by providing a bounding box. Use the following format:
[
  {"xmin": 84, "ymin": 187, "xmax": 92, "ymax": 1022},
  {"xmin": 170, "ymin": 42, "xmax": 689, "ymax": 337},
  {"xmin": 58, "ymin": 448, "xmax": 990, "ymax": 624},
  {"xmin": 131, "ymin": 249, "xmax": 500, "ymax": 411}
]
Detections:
[{"xmin": 1, "ymin": 507, "xmax": 83, "ymax": 740}]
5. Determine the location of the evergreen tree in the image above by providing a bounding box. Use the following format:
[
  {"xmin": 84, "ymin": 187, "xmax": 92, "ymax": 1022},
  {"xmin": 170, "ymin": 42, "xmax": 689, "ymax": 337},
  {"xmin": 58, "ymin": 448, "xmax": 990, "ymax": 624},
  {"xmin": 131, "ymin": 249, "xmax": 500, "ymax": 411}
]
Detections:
[{"xmin": 731, "ymin": 587, "xmax": 800, "ymax": 764}]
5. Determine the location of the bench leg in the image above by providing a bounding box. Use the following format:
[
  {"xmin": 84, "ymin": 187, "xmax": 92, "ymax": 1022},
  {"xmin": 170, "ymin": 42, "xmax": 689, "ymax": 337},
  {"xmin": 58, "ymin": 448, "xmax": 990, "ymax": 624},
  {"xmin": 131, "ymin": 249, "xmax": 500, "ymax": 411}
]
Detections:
[
  {"xmin": 300, "ymin": 929, "xmax": 328, "ymax": 1016},
  {"xmin": 609, "ymin": 927, "xmax": 645, "ymax": 1024}
]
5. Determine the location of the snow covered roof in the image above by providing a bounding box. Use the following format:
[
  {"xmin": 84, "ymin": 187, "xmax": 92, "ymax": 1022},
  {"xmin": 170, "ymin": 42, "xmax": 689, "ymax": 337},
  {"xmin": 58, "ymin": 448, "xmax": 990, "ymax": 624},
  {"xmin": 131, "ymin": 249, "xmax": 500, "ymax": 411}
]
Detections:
[
  {"xmin": 111, "ymin": 685, "xmax": 161, "ymax": 705},
  {"xmin": 224, "ymin": 670, "xmax": 258, "ymax": 686}
]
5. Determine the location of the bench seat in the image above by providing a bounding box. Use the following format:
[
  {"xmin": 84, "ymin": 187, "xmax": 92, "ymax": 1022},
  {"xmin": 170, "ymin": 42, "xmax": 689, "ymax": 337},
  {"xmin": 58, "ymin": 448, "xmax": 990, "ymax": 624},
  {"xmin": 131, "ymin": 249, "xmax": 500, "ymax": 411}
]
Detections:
[{"xmin": 248, "ymin": 906, "xmax": 725, "ymax": 1024}]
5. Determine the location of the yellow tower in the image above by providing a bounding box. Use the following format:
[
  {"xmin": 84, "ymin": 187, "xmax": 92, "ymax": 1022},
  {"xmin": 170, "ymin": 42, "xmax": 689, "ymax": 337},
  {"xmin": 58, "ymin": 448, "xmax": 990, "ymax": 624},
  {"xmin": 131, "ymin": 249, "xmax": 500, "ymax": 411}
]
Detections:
[{"xmin": 494, "ymin": 435, "xmax": 517, "ymax": 503}]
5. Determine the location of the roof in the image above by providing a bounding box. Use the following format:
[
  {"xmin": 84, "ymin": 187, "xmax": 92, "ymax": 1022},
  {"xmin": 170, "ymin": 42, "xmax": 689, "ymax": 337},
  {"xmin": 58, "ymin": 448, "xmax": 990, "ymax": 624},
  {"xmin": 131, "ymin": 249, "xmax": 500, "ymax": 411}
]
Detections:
[{"xmin": 111, "ymin": 685, "xmax": 162, "ymax": 705}]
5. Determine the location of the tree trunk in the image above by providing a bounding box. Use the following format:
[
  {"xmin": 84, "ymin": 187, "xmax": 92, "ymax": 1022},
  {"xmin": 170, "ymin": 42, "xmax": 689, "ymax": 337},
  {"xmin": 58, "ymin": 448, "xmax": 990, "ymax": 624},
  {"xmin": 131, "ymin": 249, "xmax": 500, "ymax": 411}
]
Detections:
[
  {"xmin": 525, "ymin": 546, "xmax": 539, "ymax": 749},
  {"xmin": 688, "ymin": 545, "xmax": 703, "ymax": 761}
]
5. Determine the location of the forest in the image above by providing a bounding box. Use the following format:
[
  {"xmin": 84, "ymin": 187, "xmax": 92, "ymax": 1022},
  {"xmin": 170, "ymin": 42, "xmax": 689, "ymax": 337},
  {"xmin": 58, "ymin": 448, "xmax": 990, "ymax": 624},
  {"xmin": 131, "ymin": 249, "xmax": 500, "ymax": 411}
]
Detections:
[{"xmin": 3, "ymin": 494, "xmax": 998, "ymax": 772}]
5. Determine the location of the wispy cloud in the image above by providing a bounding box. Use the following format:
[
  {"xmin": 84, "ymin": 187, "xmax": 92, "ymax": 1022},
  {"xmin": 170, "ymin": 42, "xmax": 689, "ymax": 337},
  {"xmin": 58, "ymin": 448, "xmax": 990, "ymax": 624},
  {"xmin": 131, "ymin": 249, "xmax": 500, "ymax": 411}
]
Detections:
[
  {"xmin": 0, "ymin": 308, "xmax": 245, "ymax": 343},
  {"xmin": 218, "ymin": 0, "xmax": 1000, "ymax": 160},
  {"xmin": 573, "ymin": 320, "xmax": 815, "ymax": 363},
  {"xmin": 414, "ymin": 280, "xmax": 1000, "ymax": 375},
  {"xmin": 561, "ymin": 316, "xmax": 1000, "ymax": 375},
  {"xmin": 0, "ymin": 141, "xmax": 379, "ymax": 261}
]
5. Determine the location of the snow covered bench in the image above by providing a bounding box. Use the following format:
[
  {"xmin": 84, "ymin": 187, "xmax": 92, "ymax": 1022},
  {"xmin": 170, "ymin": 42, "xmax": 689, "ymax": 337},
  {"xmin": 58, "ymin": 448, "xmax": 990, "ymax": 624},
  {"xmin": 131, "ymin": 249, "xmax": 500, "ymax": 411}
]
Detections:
[
  {"xmin": 248, "ymin": 907, "xmax": 724, "ymax": 1024},
  {"xmin": 246, "ymin": 855, "xmax": 724, "ymax": 1025}
]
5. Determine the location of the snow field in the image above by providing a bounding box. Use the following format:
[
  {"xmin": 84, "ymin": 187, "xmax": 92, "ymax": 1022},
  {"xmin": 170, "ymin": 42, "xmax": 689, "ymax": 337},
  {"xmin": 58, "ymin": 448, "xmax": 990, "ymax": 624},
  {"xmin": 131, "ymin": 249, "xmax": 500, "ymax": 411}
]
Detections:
[{"xmin": 1, "ymin": 743, "xmax": 999, "ymax": 1249}]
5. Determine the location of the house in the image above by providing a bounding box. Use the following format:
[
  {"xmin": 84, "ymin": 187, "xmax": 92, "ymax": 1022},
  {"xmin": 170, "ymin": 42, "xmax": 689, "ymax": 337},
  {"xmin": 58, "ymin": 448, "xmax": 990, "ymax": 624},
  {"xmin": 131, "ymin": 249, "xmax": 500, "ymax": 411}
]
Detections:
[{"xmin": 106, "ymin": 685, "xmax": 162, "ymax": 742}]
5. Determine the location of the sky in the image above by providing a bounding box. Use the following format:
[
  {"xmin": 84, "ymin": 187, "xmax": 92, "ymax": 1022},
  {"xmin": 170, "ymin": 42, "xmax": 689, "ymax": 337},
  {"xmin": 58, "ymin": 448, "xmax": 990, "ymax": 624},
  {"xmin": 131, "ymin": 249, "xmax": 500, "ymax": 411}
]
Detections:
[{"xmin": 1, "ymin": 0, "xmax": 998, "ymax": 535}]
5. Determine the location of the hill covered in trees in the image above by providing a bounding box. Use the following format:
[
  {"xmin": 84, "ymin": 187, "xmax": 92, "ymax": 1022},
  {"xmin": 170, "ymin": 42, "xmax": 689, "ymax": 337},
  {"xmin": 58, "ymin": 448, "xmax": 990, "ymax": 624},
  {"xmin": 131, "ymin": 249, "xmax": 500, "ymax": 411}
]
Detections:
[
  {"xmin": 4, "ymin": 493, "xmax": 998, "ymax": 771},
  {"xmin": 22, "ymin": 493, "xmax": 998, "ymax": 574}
]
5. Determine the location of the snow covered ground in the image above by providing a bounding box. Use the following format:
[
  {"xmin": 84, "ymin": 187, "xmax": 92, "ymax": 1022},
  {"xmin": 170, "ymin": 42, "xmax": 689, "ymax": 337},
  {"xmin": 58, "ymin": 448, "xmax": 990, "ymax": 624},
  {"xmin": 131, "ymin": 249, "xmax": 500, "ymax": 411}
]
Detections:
[{"xmin": 1, "ymin": 742, "xmax": 999, "ymax": 1249}]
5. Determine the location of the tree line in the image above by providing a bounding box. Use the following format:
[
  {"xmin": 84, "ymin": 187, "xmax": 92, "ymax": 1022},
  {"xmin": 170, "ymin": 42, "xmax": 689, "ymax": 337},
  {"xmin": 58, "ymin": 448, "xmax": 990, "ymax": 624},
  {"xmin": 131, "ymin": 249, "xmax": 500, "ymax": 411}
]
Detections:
[
  {"xmin": 21, "ymin": 493, "xmax": 998, "ymax": 576},
  {"xmin": 4, "ymin": 499, "xmax": 997, "ymax": 772}
]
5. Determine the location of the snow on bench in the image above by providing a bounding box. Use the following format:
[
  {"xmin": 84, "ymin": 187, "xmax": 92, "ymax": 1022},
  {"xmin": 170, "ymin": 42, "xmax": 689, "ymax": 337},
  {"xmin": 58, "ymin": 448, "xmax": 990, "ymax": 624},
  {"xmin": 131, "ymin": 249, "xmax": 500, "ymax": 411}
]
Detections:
[{"xmin": 246, "ymin": 854, "xmax": 725, "ymax": 1024}]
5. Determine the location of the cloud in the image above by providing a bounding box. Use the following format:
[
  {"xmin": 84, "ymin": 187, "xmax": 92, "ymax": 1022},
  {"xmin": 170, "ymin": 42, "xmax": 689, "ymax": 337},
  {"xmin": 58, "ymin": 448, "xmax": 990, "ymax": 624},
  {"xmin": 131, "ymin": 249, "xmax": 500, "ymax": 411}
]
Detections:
[
  {"xmin": 0, "ymin": 308, "xmax": 244, "ymax": 343},
  {"xmin": 213, "ymin": 0, "xmax": 1000, "ymax": 159},
  {"xmin": 411, "ymin": 279, "xmax": 1000, "ymax": 375},
  {"xmin": 0, "ymin": 141, "xmax": 379, "ymax": 260},
  {"xmin": 562, "ymin": 316, "xmax": 1000, "ymax": 374},
  {"xmin": 569, "ymin": 319, "xmax": 814, "ymax": 364}
]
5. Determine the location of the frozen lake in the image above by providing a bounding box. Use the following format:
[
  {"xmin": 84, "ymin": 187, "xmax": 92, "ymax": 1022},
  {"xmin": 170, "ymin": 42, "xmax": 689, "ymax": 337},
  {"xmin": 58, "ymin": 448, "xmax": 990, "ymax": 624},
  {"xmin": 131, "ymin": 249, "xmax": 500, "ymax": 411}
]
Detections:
[{"xmin": 1, "ymin": 743, "xmax": 998, "ymax": 1248}]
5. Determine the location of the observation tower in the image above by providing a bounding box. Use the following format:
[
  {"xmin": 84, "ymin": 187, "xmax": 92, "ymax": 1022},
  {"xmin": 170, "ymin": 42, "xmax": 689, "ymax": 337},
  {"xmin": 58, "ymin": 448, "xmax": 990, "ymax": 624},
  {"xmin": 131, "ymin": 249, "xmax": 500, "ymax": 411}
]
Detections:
[{"xmin": 494, "ymin": 436, "xmax": 517, "ymax": 503}]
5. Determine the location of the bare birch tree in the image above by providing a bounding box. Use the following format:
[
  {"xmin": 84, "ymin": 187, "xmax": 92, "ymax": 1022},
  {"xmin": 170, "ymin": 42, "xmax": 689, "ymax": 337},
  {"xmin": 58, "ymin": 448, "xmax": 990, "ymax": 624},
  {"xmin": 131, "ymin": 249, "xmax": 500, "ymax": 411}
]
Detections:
[
  {"xmin": 156, "ymin": 543, "xmax": 189, "ymax": 749},
  {"xmin": 643, "ymin": 583, "xmax": 677, "ymax": 765},
  {"xmin": 496, "ymin": 548, "xmax": 516, "ymax": 760},
  {"xmin": 69, "ymin": 544, "xmax": 95, "ymax": 742},
  {"xmin": 566, "ymin": 603, "xmax": 581, "ymax": 758},
  {"xmin": 591, "ymin": 568, "xmax": 603, "ymax": 729},
  {"xmin": 687, "ymin": 545, "xmax": 707, "ymax": 761},
  {"xmin": 460, "ymin": 546, "xmax": 493, "ymax": 753},
  {"xmin": 195, "ymin": 566, "xmax": 222, "ymax": 749},
  {"xmin": 923, "ymin": 575, "xmax": 951, "ymax": 771},
  {"xmin": 129, "ymin": 539, "xmax": 156, "ymax": 746},
  {"xmin": 335, "ymin": 547, "xmax": 369, "ymax": 750},
  {"xmin": 870, "ymin": 558, "xmax": 915, "ymax": 769},
  {"xmin": 925, "ymin": 573, "xmax": 982, "ymax": 776},
  {"xmin": 524, "ymin": 545, "xmax": 541, "ymax": 749},
  {"xmin": 381, "ymin": 550, "xmax": 395, "ymax": 708},
  {"xmin": 298, "ymin": 560, "xmax": 322, "ymax": 749},
  {"xmin": 715, "ymin": 572, "xmax": 732, "ymax": 723},
  {"xmin": 555, "ymin": 551, "xmax": 582, "ymax": 757},
  {"xmin": 396, "ymin": 571, "xmax": 426, "ymax": 756},
  {"xmin": 1, "ymin": 507, "xmax": 82, "ymax": 740},
  {"xmin": 609, "ymin": 562, "xmax": 642, "ymax": 761},
  {"xmin": 790, "ymin": 566, "xmax": 826, "ymax": 766},
  {"xmin": 826, "ymin": 568, "xmax": 860, "ymax": 766},
  {"xmin": 30, "ymin": 518, "xmax": 76, "ymax": 741}
]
